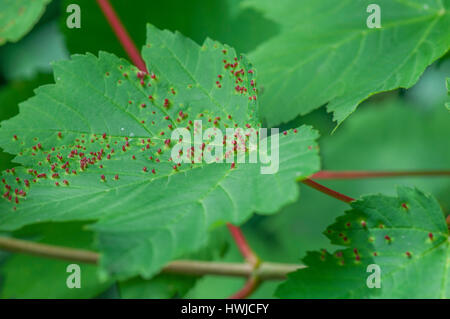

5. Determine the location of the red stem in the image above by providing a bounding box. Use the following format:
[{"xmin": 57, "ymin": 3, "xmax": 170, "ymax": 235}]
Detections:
[
  {"xmin": 229, "ymin": 276, "xmax": 260, "ymax": 299},
  {"xmin": 311, "ymin": 170, "xmax": 450, "ymax": 180},
  {"xmin": 226, "ymin": 223, "xmax": 259, "ymax": 266},
  {"xmin": 96, "ymin": 0, "xmax": 147, "ymax": 72},
  {"xmin": 301, "ymin": 178, "xmax": 354, "ymax": 203}
]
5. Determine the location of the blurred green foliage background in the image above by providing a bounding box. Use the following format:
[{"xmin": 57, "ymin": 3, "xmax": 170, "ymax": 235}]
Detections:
[{"xmin": 0, "ymin": 0, "xmax": 448, "ymax": 298}]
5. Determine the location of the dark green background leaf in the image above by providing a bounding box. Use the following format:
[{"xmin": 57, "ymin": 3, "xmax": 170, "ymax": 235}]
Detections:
[{"xmin": 0, "ymin": 0, "xmax": 51, "ymax": 45}]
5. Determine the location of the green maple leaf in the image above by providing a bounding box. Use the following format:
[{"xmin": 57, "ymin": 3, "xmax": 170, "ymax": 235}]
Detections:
[
  {"xmin": 0, "ymin": 0, "xmax": 51, "ymax": 45},
  {"xmin": 118, "ymin": 274, "xmax": 196, "ymax": 299},
  {"xmin": 244, "ymin": 0, "xmax": 450, "ymax": 126},
  {"xmin": 0, "ymin": 25, "xmax": 320, "ymax": 279},
  {"xmin": 276, "ymin": 187, "xmax": 450, "ymax": 298}
]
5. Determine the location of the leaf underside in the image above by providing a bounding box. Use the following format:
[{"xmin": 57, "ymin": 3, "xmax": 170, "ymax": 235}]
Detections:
[{"xmin": 0, "ymin": 25, "xmax": 320, "ymax": 279}]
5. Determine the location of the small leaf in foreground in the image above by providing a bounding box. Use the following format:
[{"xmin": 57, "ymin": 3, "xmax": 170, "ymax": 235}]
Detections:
[{"xmin": 276, "ymin": 187, "xmax": 449, "ymax": 298}]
